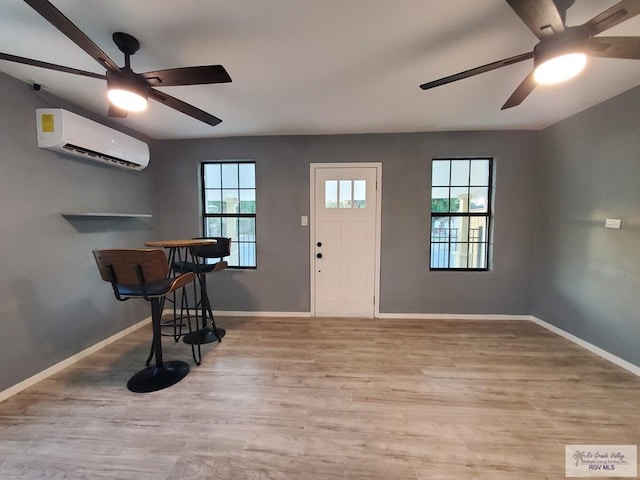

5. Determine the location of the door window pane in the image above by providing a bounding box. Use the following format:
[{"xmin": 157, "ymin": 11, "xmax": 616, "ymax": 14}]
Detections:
[
  {"xmin": 353, "ymin": 180, "xmax": 366, "ymax": 208},
  {"xmin": 325, "ymin": 180, "xmax": 338, "ymax": 208},
  {"xmin": 339, "ymin": 180, "xmax": 352, "ymax": 208},
  {"xmin": 326, "ymin": 179, "xmax": 367, "ymax": 209}
]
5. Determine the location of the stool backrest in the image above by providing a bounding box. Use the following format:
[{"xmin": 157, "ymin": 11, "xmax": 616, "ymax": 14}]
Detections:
[
  {"xmin": 93, "ymin": 249, "xmax": 168, "ymax": 285},
  {"xmin": 192, "ymin": 237, "xmax": 231, "ymax": 259}
]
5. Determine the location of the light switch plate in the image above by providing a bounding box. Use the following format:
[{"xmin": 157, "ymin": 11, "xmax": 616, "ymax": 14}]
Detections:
[
  {"xmin": 301, "ymin": 215, "xmax": 308, "ymax": 226},
  {"xmin": 605, "ymin": 218, "xmax": 621, "ymax": 229}
]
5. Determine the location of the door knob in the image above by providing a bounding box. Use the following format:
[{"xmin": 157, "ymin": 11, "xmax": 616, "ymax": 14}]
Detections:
[
  {"xmin": 317, "ymin": 242, "xmax": 322, "ymax": 247},
  {"xmin": 316, "ymin": 253, "xmax": 323, "ymax": 259}
]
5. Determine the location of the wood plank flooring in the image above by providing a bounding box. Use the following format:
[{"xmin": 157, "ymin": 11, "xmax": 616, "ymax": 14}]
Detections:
[{"xmin": 1, "ymin": 317, "xmax": 639, "ymax": 479}]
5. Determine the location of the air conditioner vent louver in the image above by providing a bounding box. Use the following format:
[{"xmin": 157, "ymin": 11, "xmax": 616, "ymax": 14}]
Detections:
[
  {"xmin": 61, "ymin": 143, "xmax": 143, "ymax": 170},
  {"xmin": 36, "ymin": 108, "xmax": 149, "ymax": 171}
]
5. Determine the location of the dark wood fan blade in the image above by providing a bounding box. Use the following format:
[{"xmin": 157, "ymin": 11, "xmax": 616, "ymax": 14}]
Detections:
[
  {"xmin": 506, "ymin": 0, "xmax": 565, "ymax": 39},
  {"xmin": 588, "ymin": 37, "xmax": 640, "ymax": 59},
  {"xmin": 420, "ymin": 52, "xmax": 533, "ymax": 90},
  {"xmin": 141, "ymin": 65, "xmax": 232, "ymax": 86},
  {"xmin": 0, "ymin": 52, "xmax": 106, "ymax": 79},
  {"xmin": 582, "ymin": 0, "xmax": 640, "ymax": 36},
  {"xmin": 23, "ymin": 0, "xmax": 120, "ymax": 72},
  {"xmin": 148, "ymin": 88, "xmax": 222, "ymax": 126},
  {"xmin": 108, "ymin": 104, "xmax": 128, "ymax": 118},
  {"xmin": 501, "ymin": 71, "xmax": 536, "ymax": 109}
]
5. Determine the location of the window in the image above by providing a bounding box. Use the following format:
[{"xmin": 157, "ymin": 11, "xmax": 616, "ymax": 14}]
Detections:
[
  {"xmin": 201, "ymin": 161, "xmax": 256, "ymax": 268},
  {"xmin": 430, "ymin": 158, "xmax": 492, "ymax": 270},
  {"xmin": 324, "ymin": 180, "xmax": 367, "ymax": 208}
]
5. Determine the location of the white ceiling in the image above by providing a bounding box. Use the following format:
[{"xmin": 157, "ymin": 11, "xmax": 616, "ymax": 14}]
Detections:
[{"xmin": 1, "ymin": 0, "xmax": 639, "ymax": 140}]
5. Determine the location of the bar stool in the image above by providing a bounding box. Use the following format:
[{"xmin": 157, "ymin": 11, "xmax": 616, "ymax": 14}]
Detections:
[
  {"xmin": 92, "ymin": 248, "xmax": 194, "ymax": 393},
  {"xmin": 172, "ymin": 237, "xmax": 230, "ymax": 356}
]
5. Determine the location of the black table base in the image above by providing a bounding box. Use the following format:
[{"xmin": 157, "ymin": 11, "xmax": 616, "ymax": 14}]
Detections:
[
  {"xmin": 127, "ymin": 360, "xmax": 190, "ymax": 393},
  {"xmin": 183, "ymin": 327, "xmax": 226, "ymax": 345}
]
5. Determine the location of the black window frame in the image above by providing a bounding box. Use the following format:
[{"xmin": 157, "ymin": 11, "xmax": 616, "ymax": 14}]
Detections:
[
  {"xmin": 201, "ymin": 160, "xmax": 257, "ymax": 269},
  {"xmin": 429, "ymin": 157, "xmax": 493, "ymax": 271}
]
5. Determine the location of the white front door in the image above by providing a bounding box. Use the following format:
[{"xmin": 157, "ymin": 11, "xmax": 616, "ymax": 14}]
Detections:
[{"xmin": 311, "ymin": 164, "xmax": 380, "ymax": 317}]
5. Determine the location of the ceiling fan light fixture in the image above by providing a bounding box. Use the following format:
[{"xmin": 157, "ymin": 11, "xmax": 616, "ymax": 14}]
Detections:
[
  {"xmin": 533, "ymin": 52, "xmax": 587, "ymax": 84},
  {"xmin": 107, "ymin": 87, "xmax": 148, "ymax": 112},
  {"xmin": 106, "ymin": 70, "xmax": 148, "ymax": 112}
]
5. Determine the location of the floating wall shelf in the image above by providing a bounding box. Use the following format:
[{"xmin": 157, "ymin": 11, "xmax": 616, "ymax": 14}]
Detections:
[{"xmin": 62, "ymin": 212, "xmax": 152, "ymax": 218}]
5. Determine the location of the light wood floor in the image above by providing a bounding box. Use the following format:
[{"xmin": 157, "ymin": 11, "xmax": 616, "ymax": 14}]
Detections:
[{"xmin": 1, "ymin": 317, "xmax": 639, "ymax": 479}]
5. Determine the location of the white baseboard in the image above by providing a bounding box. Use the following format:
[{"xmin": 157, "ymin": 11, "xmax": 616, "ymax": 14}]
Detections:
[
  {"xmin": 530, "ymin": 316, "xmax": 640, "ymax": 377},
  {"xmin": 213, "ymin": 310, "xmax": 312, "ymax": 318},
  {"xmin": 214, "ymin": 312, "xmax": 530, "ymax": 320},
  {"xmin": 376, "ymin": 313, "xmax": 532, "ymax": 320},
  {"xmin": 0, "ymin": 316, "xmax": 152, "ymax": 403}
]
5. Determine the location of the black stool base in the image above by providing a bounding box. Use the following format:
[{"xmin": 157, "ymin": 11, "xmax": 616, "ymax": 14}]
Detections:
[
  {"xmin": 183, "ymin": 327, "xmax": 226, "ymax": 345},
  {"xmin": 127, "ymin": 360, "xmax": 190, "ymax": 393}
]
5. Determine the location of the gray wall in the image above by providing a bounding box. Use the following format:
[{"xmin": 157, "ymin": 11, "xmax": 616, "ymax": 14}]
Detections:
[
  {"xmin": 5, "ymin": 64, "xmax": 636, "ymax": 394},
  {"xmin": 153, "ymin": 130, "xmax": 538, "ymax": 315},
  {"xmin": 534, "ymin": 85, "xmax": 640, "ymax": 367},
  {"xmin": 0, "ymin": 73, "xmax": 160, "ymax": 392}
]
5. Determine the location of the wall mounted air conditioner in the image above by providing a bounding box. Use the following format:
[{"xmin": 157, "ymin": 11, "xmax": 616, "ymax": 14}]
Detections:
[{"xmin": 35, "ymin": 108, "xmax": 150, "ymax": 171}]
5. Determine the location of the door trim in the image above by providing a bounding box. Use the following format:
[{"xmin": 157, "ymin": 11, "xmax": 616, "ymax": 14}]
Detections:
[{"xmin": 309, "ymin": 162, "xmax": 382, "ymax": 317}]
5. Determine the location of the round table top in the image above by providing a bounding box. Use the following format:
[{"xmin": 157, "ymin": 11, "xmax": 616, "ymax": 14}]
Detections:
[{"xmin": 144, "ymin": 238, "xmax": 218, "ymax": 248}]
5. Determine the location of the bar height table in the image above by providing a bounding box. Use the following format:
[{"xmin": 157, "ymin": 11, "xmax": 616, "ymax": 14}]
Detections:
[{"xmin": 144, "ymin": 239, "xmax": 226, "ymax": 362}]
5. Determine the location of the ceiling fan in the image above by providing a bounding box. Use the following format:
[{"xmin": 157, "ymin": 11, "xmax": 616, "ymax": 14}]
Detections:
[
  {"xmin": 419, "ymin": 0, "xmax": 640, "ymax": 109},
  {"xmin": 0, "ymin": 0, "xmax": 231, "ymax": 126}
]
